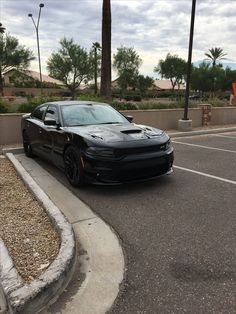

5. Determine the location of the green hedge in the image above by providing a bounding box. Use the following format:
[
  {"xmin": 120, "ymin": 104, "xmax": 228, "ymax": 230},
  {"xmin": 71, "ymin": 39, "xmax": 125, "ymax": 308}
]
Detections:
[{"xmin": 0, "ymin": 98, "xmax": 8, "ymax": 113}]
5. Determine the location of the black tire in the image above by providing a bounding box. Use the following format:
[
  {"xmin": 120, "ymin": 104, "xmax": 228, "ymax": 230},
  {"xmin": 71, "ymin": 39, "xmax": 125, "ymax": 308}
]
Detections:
[
  {"xmin": 23, "ymin": 131, "xmax": 34, "ymax": 158},
  {"xmin": 64, "ymin": 146, "xmax": 85, "ymax": 187}
]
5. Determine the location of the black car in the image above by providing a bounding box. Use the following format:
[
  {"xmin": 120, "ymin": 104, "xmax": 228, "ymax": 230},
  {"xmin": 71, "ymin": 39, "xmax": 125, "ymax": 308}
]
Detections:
[{"xmin": 21, "ymin": 101, "xmax": 174, "ymax": 186}]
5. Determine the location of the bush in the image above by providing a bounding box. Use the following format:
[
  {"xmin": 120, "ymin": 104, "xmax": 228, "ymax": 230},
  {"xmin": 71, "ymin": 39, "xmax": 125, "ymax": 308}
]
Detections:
[
  {"xmin": 78, "ymin": 93, "xmax": 109, "ymax": 103},
  {"xmin": 17, "ymin": 102, "xmax": 37, "ymax": 113},
  {"xmin": 15, "ymin": 91, "xmax": 27, "ymax": 97},
  {"xmin": 111, "ymin": 101, "xmax": 138, "ymax": 110},
  {"xmin": 0, "ymin": 98, "xmax": 8, "ymax": 113},
  {"xmin": 124, "ymin": 95, "xmax": 142, "ymax": 102},
  {"xmin": 17, "ymin": 95, "xmax": 62, "ymax": 113}
]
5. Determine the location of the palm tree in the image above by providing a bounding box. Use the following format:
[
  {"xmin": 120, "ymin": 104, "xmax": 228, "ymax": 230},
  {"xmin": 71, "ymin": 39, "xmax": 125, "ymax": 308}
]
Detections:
[
  {"xmin": 205, "ymin": 47, "xmax": 227, "ymax": 66},
  {"xmin": 100, "ymin": 0, "xmax": 111, "ymax": 99}
]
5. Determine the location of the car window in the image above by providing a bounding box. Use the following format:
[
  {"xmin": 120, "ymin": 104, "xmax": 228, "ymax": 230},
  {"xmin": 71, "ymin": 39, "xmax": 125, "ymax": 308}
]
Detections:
[
  {"xmin": 61, "ymin": 104, "xmax": 128, "ymax": 126},
  {"xmin": 31, "ymin": 105, "xmax": 47, "ymax": 121},
  {"xmin": 44, "ymin": 105, "xmax": 59, "ymax": 122}
]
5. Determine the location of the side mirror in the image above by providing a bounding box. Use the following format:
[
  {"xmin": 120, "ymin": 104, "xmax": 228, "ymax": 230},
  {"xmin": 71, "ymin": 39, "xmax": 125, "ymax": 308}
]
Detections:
[
  {"xmin": 126, "ymin": 115, "xmax": 133, "ymax": 122},
  {"xmin": 44, "ymin": 118, "xmax": 58, "ymax": 126}
]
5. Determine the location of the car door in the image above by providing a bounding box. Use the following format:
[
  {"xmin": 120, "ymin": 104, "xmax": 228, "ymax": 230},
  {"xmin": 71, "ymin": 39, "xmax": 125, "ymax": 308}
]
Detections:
[
  {"xmin": 39, "ymin": 104, "xmax": 60, "ymax": 160},
  {"xmin": 26, "ymin": 104, "xmax": 48, "ymax": 155}
]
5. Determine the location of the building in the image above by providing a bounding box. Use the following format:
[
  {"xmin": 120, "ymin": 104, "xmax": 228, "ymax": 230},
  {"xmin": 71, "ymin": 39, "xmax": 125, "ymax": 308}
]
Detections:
[
  {"xmin": 3, "ymin": 69, "xmax": 64, "ymax": 88},
  {"xmin": 152, "ymin": 79, "xmax": 185, "ymax": 90}
]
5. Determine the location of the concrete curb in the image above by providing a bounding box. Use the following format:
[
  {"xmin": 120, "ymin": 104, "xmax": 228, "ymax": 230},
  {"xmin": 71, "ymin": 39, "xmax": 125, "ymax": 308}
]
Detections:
[
  {"xmin": 0, "ymin": 153, "xmax": 77, "ymax": 314},
  {"xmin": 15, "ymin": 154, "xmax": 125, "ymax": 314},
  {"xmin": 0, "ymin": 282, "xmax": 7, "ymax": 314},
  {"xmin": 1, "ymin": 148, "xmax": 24, "ymax": 155},
  {"xmin": 169, "ymin": 126, "xmax": 236, "ymax": 138}
]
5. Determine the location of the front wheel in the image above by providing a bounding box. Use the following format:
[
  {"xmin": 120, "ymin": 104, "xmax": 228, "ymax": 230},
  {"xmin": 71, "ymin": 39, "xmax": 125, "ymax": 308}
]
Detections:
[
  {"xmin": 23, "ymin": 131, "xmax": 34, "ymax": 158},
  {"xmin": 64, "ymin": 146, "xmax": 85, "ymax": 187}
]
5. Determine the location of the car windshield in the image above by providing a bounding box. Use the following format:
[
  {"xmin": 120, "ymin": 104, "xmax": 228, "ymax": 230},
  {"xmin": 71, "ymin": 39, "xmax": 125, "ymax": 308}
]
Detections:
[{"xmin": 61, "ymin": 104, "xmax": 129, "ymax": 126}]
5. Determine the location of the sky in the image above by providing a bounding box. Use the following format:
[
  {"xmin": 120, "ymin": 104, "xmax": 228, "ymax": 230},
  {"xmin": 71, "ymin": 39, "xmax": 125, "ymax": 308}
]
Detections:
[{"xmin": 1, "ymin": 0, "xmax": 236, "ymax": 80}]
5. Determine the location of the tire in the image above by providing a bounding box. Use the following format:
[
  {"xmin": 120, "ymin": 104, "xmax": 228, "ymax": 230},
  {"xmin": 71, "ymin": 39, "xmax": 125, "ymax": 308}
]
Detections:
[
  {"xmin": 64, "ymin": 146, "xmax": 85, "ymax": 187},
  {"xmin": 23, "ymin": 131, "xmax": 34, "ymax": 158}
]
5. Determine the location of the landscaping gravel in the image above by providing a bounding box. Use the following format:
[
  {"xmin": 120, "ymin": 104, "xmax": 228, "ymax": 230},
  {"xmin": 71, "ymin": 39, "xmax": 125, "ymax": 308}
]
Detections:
[{"xmin": 0, "ymin": 156, "xmax": 60, "ymax": 283}]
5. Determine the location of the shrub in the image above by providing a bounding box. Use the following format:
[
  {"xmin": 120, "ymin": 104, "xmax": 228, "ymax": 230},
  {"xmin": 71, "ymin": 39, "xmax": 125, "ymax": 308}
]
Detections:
[
  {"xmin": 78, "ymin": 93, "xmax": 108, "ymax": 103},
  {"xmin": 0, "ymin": 98, "xmax": 8, "ymax": 113},
  {"xmin": 111, "ymin": 101, "xmax": 138, "ymax": 110},
  {"xmin": 17, "ymin": 95, "xmax": 62, "ymax": 113}
]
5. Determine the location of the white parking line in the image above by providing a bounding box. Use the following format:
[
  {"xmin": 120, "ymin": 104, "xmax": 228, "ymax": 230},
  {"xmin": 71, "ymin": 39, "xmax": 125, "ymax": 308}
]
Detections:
[
  {"xmin": 212, "ymin": 134, "xmax": 236, "ymax": 139},
  {"xmin": 172, "ymin": 140, "xmax": 236, "ymax": 154},
  {"xmin": 174, "ymin": 165, "xmax": 236, "ymax": 185}
]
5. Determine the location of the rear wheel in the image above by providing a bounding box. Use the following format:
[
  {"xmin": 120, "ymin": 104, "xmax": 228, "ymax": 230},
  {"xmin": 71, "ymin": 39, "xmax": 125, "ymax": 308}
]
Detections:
[
  {"xmin": 23, "ymin": 131, "xmax": 34, "ymax": 158},
  {"xmin": 64, "ymin": 146, "xmax": 85, "ymax": 187}
]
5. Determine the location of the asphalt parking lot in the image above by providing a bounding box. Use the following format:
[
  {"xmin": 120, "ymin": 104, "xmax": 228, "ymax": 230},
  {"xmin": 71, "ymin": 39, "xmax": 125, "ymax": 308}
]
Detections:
[{"xmin": 36, "ymin": 130, "xmax": 236, "ymax": 314}]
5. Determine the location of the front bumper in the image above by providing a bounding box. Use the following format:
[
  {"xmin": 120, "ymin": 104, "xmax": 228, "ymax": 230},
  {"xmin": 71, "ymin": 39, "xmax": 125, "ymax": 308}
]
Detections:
[{"xmin": 82, "ymin": 148, "xmax": 174, "ymax": 184}]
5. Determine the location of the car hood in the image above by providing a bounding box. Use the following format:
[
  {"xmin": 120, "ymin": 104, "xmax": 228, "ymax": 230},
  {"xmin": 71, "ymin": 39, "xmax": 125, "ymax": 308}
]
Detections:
[{"xmin": 64, "ymin": 123, "xmax": 167, "ymax": 143}]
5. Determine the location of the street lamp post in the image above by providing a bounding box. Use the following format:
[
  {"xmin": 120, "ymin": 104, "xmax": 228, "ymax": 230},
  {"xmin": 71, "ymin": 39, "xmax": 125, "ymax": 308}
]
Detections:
[
  {"xmin": 28, "ymin": 3, "xmax": 44, "ymax": 94},
  {"xmin": 183, "ymin": 0, "xmax": 196, "ymax": 120},
  {"xmin": 178, "ymin": 0, "xmax": 196, "ymax": 131}
]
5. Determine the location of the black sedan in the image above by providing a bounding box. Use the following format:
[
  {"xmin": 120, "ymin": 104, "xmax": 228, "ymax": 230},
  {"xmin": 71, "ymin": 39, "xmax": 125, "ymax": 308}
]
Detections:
[{"xmin": 21, "ymin": 101, "xmax": 174, "ymax": 186}]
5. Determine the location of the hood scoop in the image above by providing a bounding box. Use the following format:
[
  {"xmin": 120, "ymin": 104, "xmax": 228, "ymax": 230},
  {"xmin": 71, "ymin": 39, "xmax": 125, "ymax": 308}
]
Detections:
[
  {"xmin": 121, "ymin": 129, "xmax": 142, "ymax": 134},
  {"xmin": 90, "ymin": 134, "xmax": 104, "ymax": 140}
]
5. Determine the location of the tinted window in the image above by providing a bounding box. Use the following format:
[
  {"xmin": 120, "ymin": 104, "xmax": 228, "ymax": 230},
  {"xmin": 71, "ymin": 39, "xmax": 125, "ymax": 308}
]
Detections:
[
  {"xmin": 32, "ymin": 105, "xmax": 47, "ymax": 120},
  {"xmin": 44, "ymin": 106, "xmax": 59, "ymax": 122},
  {"xmin": 61, "ymin": 104, "xmax": 128, "ymax": 126}
]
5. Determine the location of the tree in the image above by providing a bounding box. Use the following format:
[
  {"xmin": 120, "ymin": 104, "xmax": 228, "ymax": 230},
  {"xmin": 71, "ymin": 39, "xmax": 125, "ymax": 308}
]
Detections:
[
  {"xmin": 154, "ymin": 53, "xmax": 187, "ymax": 91},
  {"xmin": 91, "ymin": 42, "xmax": 101, "ymax": 94},
  {"xmin": 47, "ymin": 38, "xmax": 93, "ymax": 99},
  {"xmin": 100, "ymin": 0, "xmax": 111, "ymax": 99},
  {"xmin": 222, "ymin": 67, "xmax": 236, "ymax": 91},
  {"xmin": 205, "ymin": 47, "xmax": 227, "ymax": 66},
  {"xmin": 113, "ymin": 46, "xmax": 142, "ymax": 97},
  {"xmin": 132, "ymin": 75, "xmax": 153, "ymax": 96},
  {"xmin": 0, "ymin": 23, "xmax": 5, "ymax": 34},
  {"xmin": 0, "ymin": 33, "xmax": 34, "ymax": 95},
  {"xmin": 191, "ymin": 62, "xmax": 225, "ymax": 95}
]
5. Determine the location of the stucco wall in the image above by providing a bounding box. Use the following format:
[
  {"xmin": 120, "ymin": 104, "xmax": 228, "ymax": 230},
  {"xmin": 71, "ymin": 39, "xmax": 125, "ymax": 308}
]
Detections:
[
  {"xmin": 0, "ymin": 114, "xmax": 23, "ymax": 145},
  {"xmin": 1, "ymin": 107, "xmax": 236, "ymax": 145},
  {"xmin": 122, "ymin": 108, "xmax": 202, "ymax": 130},
  {"xmin": 211, "ymin": 107, "xmax": 236, "ymax": 125}
]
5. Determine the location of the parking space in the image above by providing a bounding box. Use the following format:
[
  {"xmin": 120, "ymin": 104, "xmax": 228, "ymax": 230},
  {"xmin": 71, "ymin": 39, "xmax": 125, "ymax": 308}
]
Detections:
[
  {"xmin": 173, "ymin": 131, "xmax": 236, "ymax": 182},
  {"xmin": 32, "ymin": 130, "xmax": 236, "ymax": 314}
]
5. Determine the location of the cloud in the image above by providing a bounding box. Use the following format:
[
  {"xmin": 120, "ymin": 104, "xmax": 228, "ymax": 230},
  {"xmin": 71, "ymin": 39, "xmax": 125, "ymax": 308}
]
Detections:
[{"xmin": 1, "ymin": 0, "xmax": 236, "ymax": 77}]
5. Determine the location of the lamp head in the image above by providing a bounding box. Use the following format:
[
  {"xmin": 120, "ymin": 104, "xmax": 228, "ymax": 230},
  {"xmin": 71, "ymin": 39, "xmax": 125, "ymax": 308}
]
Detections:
[
  {"xmin": 28, "ymin": 13, "xmax": 33, "ymax": 17},
  {"xmin": 39, "ymin": 3, "xmax": 44, "ymax": 8}
]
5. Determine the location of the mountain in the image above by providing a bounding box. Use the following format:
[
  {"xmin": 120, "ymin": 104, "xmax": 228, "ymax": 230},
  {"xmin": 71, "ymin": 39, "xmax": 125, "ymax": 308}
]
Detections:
[{"xmin": 193, "ymin": 60, "xmax": 236, "ymax": 70}]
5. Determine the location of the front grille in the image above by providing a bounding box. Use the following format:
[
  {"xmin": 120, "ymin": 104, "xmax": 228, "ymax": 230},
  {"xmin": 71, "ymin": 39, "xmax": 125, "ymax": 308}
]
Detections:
[
  {"xmin": 117, "ymin": 163, "xmax": 169, "ymax": 182},
  {"xmin": 115, "ymin": 144, "xmax": 166, "ymax": 157}
]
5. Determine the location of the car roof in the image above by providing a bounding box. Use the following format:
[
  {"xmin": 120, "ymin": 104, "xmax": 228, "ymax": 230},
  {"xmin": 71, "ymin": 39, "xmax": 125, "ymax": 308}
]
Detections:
[{"xmin": 44, "ymin": 100, "xmax": 110, "ymax": 106}]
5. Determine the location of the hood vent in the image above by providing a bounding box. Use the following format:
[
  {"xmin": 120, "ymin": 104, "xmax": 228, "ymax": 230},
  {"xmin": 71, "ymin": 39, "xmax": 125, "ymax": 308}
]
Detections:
[{"xmin": 121, "ymin": 129, "xmax": 142, "ymax": 134}]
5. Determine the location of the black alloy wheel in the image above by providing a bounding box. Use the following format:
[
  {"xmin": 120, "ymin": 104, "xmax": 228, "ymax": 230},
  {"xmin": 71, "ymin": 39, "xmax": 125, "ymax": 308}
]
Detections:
[
  {"xmin": 23, "ymin": 131, "xmax": 34, "ymax": 158},
  {"xmin": 64, "ymin": 146, "xmax": 85, "ymax": 187}
]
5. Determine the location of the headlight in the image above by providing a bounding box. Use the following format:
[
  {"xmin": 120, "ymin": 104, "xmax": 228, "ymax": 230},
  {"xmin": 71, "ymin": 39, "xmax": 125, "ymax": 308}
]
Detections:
[
  {"xmin": 86, "ymin": 147, "xmax": 115, "ymax": 157},
  {"xmin": 165, "ymin": 139, "xmax": 171, "ymax": 150}
]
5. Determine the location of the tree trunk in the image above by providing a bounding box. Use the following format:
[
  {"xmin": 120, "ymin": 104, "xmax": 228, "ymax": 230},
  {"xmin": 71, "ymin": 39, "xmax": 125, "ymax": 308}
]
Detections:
[
  {"xmin": 100, "ymin": 0, "xmax": 111, "ymax": 99},
  {"xmin": 94, "ymin": 46, "xmax": 98, "ymax": 94},
  {"xmin": 0, "ymin": 67, "xmax": 3, "ymax": 96}
]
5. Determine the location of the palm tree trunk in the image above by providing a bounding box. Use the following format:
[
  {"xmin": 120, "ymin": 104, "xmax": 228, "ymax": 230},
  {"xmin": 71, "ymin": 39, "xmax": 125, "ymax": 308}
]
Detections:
[
  {"xmin": 0, "ymin": 67, "xmax": 3, "ymax": 96},
  {"xmin": 100, "ymin": 0, "xmax": 111, "ymax": 99}
]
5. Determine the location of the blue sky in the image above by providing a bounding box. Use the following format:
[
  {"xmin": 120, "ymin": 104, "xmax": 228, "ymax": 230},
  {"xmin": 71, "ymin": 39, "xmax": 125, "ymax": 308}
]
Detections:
[{"xmin": 1, "ymin": 0, "xmax": 236, "ymax": 78}]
